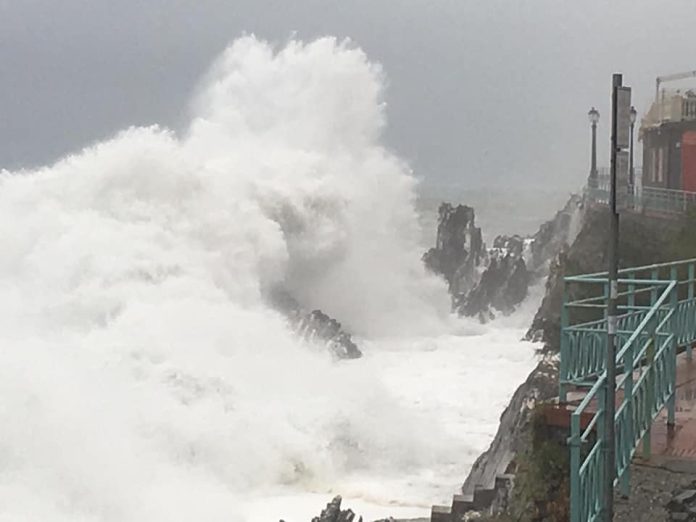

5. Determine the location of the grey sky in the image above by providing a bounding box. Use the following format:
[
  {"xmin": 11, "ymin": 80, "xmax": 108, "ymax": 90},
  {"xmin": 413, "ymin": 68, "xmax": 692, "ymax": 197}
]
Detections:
[{"xmin": 1, "ymin": 0, "xmax": 695, "ymax": 190}]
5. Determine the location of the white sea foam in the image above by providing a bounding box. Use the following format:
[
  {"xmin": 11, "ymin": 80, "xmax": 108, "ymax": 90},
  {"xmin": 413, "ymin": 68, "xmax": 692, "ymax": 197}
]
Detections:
[{"xmin": 0, "ymin": 37, "xmax": 538, "ymax": 521}]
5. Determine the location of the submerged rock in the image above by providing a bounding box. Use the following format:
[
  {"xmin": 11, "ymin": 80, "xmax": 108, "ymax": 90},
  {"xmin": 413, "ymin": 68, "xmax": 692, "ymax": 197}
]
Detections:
[{"xmin": 267, "ymin": 287, "xmax": 362, "ymax": 359}]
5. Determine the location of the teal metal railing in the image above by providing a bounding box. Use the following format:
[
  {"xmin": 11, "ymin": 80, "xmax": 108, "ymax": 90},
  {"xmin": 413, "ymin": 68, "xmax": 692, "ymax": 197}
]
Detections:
[
  {"xmin": 560, "ymin": 258, "xmax": 696, "ymax": 399},
  {"xmin": 587, "ymin": 171, "xmax": 696, "ymax": 215},
  {"xmin": 561, "ymin": 259, "xmax": 696, "ymax": 522},
  {"xmin": 568, "ymin": 280, "xmax": 677, "ymax": 521}
]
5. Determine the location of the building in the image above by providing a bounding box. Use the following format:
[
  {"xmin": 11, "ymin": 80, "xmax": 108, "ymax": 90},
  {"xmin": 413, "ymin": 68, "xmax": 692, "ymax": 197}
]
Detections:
[{"xmin": 640, "ymin": 85, "xmax": 696, "ymax": 193}]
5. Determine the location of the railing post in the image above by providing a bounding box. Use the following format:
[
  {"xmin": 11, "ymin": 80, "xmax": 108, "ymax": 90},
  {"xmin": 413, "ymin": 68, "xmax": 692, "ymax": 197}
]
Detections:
[
  {"xmin": 560, "ymin": 280, "xmax": 570, "ymax": 402},
  {"xmin": 628, "ymin": 271, "xmax": 636, "ymax": 311},
  {"xmin": 570, "ymin": 414, "xmax": 581, "ymax": 522},
  {"xmin": 668, "ymin": 284, "xmax": 678, "ymax": 427},
  {"xmin": 621, "ymin": 334, "xmax": 634, "ymax": 498},
  {"xmin": 597, "ymin": 385, "xmax": 607, "ymax": 519},
  {"xmin": 643, "ymin": 317, "xmax": 656, "ymax": 460}
]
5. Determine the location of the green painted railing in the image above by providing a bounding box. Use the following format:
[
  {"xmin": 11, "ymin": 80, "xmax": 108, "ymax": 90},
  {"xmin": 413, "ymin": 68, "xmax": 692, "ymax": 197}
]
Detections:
[
  {"xmin": 561, "ymin": 259, "xmax": 696, "ymax": 522},
  {"xmin": 587, "ymin": 172, "xmax": 696, "ymax": 215},
  {"xmin": 560, "ymin": 258, "xmax": 696, "ymax": 399},
  {"xmin": 568, "ymin": 280, "xmax": 678, "ymax": 522}
]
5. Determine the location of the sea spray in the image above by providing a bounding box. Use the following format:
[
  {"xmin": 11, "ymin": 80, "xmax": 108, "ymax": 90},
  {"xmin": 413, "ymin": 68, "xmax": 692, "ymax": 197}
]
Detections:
[
  {"xmin": 0, "ymin": 37, "xmax": 538, "ymax": 521},
  {"xmin": 0, "ymin": 36, "xmax": 461, "ymax": 521}
]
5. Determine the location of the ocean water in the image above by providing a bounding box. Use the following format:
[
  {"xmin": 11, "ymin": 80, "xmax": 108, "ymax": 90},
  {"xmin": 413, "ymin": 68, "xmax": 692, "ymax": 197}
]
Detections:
[{"xmin": 0, "ymin": 36, "xmax": 543, "ymax": 522}]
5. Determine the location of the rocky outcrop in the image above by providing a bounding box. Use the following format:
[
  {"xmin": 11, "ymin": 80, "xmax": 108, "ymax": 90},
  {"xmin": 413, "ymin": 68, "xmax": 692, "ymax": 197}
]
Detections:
[
  {"xmin": 458, "ymin": 235, "xmax": 530, "ymax": 321},
  {"xmin": 308, "ymin": 496, "xmax": 361, "ymax": 522},
  {"xmin": 424, "ymin": 195, "xmax": 583, "ymax": 321},
  {"xmin": 423, "ymin": 203, "xmax": 485, "ymax": 297},
  {"xmin": 267, "ymin": 288, "xmax": 362, "ymax": 359}
]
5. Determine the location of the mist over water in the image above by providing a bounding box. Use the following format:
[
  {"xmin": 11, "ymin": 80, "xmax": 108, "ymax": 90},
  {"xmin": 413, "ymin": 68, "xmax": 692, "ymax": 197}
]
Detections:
[{"xmin": 0, "ymin": 37, "xmax": 538, "ymax": 521}]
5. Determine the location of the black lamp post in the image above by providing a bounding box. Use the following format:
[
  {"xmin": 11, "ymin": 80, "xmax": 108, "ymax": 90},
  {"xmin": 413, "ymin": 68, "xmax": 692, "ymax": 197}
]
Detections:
[
  {"xmin": 629, "ymin": 105, "xmax": 637, "ymax": 188},
  {"xmin": 588, "ymin": 107, "xmax": 600, "ymax": 188}
]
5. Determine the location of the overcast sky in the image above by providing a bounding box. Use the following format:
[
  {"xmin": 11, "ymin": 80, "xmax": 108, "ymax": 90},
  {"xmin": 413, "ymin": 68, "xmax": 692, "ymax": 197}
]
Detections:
[{"xmin": 1, "ymin": 0, "xmax": 695, "ymax": 190}]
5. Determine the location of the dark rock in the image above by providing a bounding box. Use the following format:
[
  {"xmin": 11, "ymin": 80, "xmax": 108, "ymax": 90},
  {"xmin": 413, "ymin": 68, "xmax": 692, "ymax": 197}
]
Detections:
[
  {"xmin": 424, "ymin": 196, "xmax": 584, "ymax": 321},
  {"xmin": 267, "ymin": 288, "xmax": 362, "ymax": 359},
  {"xmin": 311, "ymin": 496, "xmax": 361, "ymax": 522},
  {"xmin": 458, "ymin": 239, "xmax": 530, "ymax": 319},
  {"xmin": 423, "ymin": 203, "xmax": 485, "ymax": 297},
  {"xmin": 675, "ymin": 489, "xmax": 696, "ymax": 505}
]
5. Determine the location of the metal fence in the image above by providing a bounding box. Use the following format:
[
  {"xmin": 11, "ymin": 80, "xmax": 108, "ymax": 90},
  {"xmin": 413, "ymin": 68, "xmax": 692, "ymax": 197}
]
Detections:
[
  {"xmin": 561, "ymin": 259, "xmax": 696, "ymax": 522},
  {"xmin": 588, "ymin": 169, "xmax": 696, "ymax": 215}
]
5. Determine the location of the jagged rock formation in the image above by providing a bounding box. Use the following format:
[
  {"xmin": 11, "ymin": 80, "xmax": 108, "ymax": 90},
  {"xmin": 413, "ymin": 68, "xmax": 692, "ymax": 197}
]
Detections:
[
  {"xmin": 423, "ymin": 203, "xmax": 485, "ymax": 297},
  {"xmin": 424, "ymin": 195, "xmax": 583, "ymax": 320},
  {"xmin": 309, "ymin": 496, "xmax": 362, "ymax": 522},
  {"xmin": 458, "ymin": 235, "xmax": 530, "ymax": 320},
  {"xmin": 267, "ymin": 288, "xmax": 362, "ymax": 359}
]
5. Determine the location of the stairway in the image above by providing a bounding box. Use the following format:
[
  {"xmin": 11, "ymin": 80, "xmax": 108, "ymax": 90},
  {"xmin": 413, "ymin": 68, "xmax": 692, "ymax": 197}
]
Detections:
[{"xmin": 429, "ymin": 475, "xmax": 513, "ymax": 521}]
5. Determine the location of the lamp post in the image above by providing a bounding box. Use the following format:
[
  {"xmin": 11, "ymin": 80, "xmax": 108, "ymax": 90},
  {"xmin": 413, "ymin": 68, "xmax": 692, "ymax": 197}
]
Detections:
[
  {"xmin": 588, "ymin": 107, "xmax": 600, "ymax": 188},
  {"xmin": 629, "ymin": 105, "xmax": 637, "ymax": 188}
]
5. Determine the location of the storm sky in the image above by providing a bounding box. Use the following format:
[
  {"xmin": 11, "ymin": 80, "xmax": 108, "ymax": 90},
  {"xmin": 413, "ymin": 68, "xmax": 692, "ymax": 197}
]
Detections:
[{"xmin": 1, "ymin": 0, "xmax": 695, "ymax": 190}]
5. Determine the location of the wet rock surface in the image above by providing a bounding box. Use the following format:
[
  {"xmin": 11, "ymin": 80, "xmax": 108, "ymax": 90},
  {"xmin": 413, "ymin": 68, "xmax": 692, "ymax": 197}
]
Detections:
[
  {"xmin": 308, "ymin": 496, "xmax": 362, "ymax": 522},
  {"xmin": 423, "ymin": 203, "xmax": 485, "ymax": 297},
  {"xmin": 458, "ymin": 235, "xmax": 530, "ymax": 320},
  {"xmin": 424, "ymin": 195, "xmax": 583, "ymax": 321},
  {"xmin": 267, "ymin": 287, "xmax": 362, "ymax": 359}
]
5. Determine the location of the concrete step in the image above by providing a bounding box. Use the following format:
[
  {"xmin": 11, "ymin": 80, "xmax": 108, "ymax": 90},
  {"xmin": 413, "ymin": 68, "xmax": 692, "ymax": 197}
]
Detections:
[
  {"xmin": 430, "ymin": 505, "xmax": 451, "ymax": 522},
  {"xmin": 472, "ymin": 485, "xmax": 496, "ymax": 510},
  {"xmin": 451, "ymin": 494, "xmax": 474, "ymax": 518}
]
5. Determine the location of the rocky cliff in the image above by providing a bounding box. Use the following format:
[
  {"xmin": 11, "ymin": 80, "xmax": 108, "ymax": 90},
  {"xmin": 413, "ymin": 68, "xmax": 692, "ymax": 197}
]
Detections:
[
  {"xmin": 422, "ymin": 203, "xmax": 485, "ymax": 298},
  {"xmin": 424, "ymin": 195, "xmax": 583, "ymax": 321},
  {"xmin": 462, "ymin": 204, "xmax": 695, "ymax": 519}
]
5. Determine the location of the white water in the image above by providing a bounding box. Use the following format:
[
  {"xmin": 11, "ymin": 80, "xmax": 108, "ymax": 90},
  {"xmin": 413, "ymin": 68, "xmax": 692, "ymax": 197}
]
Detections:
[{"xmin": 0, "ymin": 37, "xmax": 538, "ymax": 521}]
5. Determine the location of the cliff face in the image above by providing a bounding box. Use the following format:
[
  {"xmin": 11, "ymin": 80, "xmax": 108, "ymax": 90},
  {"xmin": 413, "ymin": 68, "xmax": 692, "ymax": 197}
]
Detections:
[
  {"xmin": 525, "ymin": 206, "xmax": 690, "ymax": 349},
  {"xmin": 463, "ymin": 204, "xmax": 694, "ymax": 512}
]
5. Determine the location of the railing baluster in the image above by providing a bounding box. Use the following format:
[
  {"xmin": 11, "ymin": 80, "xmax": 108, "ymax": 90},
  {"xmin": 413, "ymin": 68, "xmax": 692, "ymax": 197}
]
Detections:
[
  {"xmin": 689, "ymin": 263, "xmax": 695, "ymax": 360},
  {"xmin": 570, "ymin": 413, "xmax": 581, "ymax": 522},
  {"xmin": 620, "ymin": 329, "xmax": 634, "ymax": 498},
  {"xmin": 668, "ymin": 285, "xmax": 678, "ymax": 426},
  {"xmin": 597, "ymin": 385, "xmax": 606, "ymax": 518},
  {"xmin": 561, "ymin": 280, "xmax": 570, "ymax": 401}
]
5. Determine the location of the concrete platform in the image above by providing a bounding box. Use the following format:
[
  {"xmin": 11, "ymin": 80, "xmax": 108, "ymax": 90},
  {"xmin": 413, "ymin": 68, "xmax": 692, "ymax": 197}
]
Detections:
[{"xmin": 644, "ymin": 352, "xmax": 696, "ymax": 463}]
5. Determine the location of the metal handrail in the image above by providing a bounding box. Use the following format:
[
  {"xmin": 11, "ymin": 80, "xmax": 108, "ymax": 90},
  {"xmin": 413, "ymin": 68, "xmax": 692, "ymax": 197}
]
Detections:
[{"xmin": 568, "ymin": 281, "xmax": 679, "ymax": 522}]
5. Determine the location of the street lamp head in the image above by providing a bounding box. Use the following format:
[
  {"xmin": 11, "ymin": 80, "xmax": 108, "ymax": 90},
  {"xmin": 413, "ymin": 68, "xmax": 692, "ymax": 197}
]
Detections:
[
  {"xmin": 588, "ymin": 107, "xmax": 600, "ymax": 125},
  {"xmin": 629, "ymin": 105, "xmax": 637, "ymax": 125}
]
